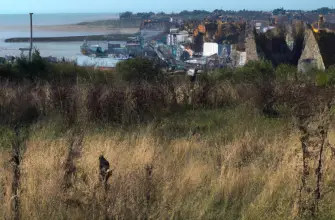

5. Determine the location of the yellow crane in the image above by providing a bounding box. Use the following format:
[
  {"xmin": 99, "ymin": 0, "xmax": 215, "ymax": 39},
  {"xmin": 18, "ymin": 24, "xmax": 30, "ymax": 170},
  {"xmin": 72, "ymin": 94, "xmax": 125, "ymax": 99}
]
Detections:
[{"xmin": 312, "ymin": 14, "xmax": 335, "ymax": 33}]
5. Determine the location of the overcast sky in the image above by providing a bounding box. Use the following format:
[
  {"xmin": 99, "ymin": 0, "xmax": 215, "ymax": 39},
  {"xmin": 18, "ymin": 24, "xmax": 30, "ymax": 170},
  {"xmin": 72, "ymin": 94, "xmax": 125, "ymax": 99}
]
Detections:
[{"xmin": 0, "ymin": 0, "xmax": 334, "ymax": 14}]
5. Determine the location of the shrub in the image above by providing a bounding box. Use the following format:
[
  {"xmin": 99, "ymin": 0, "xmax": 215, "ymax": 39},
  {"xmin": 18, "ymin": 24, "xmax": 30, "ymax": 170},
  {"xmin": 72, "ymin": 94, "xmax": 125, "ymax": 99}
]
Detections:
[
  {"xmin": 0, "ymin": 63, "xmax": 16, "ymax": 78},
  {"xmin": 315, "ymin": 66, "xmax": 335, "ymax": 87},
  {"xmin": 275, "ymin": 64, "xmax": 297, "ymax": 81},
  {"xmin": 115, "ymin": 58, "xmax": 162, "ymax": 82},
  {"xmin": 234, "ymin": 60, "xmax": 274, "ymax": 84},
  {"xmin": 316, "ymin": 71, "xmax": 330, "ymax": 86},
  {"xmin": 49, "ymin": 63, "xmax": 112, "ymax": 84},
  {"xmin": 327, "ymin": 65, "xmax": 335, "ymax": 85},
  {"xmin": 205, "ymin": 68, "xmax": 234, "ymax": 82},
  {"xmin": 15, "ymin": 49, "xmax": 50, "ymax": 80}
]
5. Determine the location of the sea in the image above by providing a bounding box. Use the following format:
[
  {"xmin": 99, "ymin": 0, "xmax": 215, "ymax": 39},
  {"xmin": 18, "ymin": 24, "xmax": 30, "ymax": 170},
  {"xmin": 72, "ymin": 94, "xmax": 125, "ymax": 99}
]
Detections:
[{"xmin": 0, "ymin": 13, "xmax": 119, "ymax": 59}]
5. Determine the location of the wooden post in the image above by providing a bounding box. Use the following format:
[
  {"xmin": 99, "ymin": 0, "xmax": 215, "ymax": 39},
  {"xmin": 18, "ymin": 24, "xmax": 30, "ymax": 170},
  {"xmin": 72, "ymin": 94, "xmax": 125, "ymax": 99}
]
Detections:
[
  {"xmin": 11, "ymin": 126, "xmax": 21, "ymax": 220},
  {"xmin": 299, "ymin": 109, "xmax": 331, "ymax": 218}
]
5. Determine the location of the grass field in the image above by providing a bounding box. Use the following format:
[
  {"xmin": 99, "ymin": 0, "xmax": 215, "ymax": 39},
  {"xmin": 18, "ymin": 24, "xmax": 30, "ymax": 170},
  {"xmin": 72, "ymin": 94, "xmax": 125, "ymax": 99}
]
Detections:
[{"xmin": 1, "ymin": 59, "xmax": 335, "ymax": 219}]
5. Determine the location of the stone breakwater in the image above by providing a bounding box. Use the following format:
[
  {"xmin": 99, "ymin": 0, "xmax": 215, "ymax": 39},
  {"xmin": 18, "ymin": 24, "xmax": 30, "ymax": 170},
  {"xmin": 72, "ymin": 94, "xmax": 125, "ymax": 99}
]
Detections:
[{"xmin": 5, "ymin": 34, "xmax": 136, "ymax": 43}]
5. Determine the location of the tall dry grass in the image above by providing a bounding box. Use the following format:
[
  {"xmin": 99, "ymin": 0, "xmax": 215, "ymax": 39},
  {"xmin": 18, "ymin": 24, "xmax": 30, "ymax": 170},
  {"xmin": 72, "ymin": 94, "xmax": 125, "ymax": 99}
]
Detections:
[
  {"xmin": 0, "ymin": 77, "xmax": 257, "ymax": 126},
  {"xmin": 3, "ymin": 116, "xmax": 332, "ymax": 220},
  {"xmin": 0, "ymin": 121, "xmax": 295, "ymax": 219},
  {"xmin": 1, "ymin": 75, "xmax": 335, "ymax": 219}
]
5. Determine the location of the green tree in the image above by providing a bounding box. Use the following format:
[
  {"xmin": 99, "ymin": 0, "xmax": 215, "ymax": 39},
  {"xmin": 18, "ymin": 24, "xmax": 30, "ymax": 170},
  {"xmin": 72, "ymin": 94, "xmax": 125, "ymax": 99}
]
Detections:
[
  {"xmin": 120, "ymin": 11, "xmax": 133, "ymax": 19},
  {"xmin": 15, "ymin": 49, "xmax": 50, "ymax": 80},
  {"xmin": 273, "ymin": 8, "xmax": 286, "ymax": 16}
]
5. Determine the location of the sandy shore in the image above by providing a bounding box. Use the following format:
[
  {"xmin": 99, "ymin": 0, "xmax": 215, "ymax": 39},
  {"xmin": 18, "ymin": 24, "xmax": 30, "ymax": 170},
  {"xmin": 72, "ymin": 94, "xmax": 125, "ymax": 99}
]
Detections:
[{"xmin": 0, "ymin": 25, "xmax": 139, "ymax": 34}]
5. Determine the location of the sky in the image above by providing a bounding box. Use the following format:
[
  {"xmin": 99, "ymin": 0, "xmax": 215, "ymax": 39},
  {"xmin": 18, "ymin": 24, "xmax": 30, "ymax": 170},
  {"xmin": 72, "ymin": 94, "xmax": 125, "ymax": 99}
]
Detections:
[{"xmin": 0, "ymin": 0, "xmax": 334, "ymax": 14}]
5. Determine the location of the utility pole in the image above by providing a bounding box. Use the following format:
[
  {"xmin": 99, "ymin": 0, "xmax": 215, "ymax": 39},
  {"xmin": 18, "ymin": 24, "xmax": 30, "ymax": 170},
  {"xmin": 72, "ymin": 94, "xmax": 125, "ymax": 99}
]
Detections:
[{"xmin": 29, "ymin": 13, "xmax": 33, "ymax": 62}]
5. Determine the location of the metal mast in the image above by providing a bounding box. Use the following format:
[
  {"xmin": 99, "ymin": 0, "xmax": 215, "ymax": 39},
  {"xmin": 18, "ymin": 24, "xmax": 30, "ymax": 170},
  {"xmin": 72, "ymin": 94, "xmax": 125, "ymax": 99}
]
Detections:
[{"xmin": 29, "ymin": 13, "xmax": 33, "ymax": 62}]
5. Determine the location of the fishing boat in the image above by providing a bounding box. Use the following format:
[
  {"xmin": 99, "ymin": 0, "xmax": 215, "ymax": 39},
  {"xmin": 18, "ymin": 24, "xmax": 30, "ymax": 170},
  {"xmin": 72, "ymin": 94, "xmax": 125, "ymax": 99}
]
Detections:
[{"xmin": 80, "ymin": 40, "xmax": 108, "ymax": 57}]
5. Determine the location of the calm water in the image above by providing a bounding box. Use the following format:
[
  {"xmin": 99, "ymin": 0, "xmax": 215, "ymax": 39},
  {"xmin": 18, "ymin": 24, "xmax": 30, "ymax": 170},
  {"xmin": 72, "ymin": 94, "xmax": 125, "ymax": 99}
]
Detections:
[
  {"xmin": 0, "ymin": 13, "xmax": 119, "ymax": 26},
  {"xmin": 0, "ymin": 13, "xmax": 119, "ymax": 58},
  {"xmin": 0, "ymin": 30, "xmax": 106, "ymax": 40},
  {"xmin": 0, "ymin": 41, "xmax": 126, "ymax": 60},
  {"xmin": 0, "ymin": 42, "xmax": 84, "ymax": 59}
]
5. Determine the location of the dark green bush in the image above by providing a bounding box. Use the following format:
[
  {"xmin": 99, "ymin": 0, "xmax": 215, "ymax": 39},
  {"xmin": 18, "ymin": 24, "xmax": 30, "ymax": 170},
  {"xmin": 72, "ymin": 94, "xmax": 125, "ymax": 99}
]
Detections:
[
  {"xmin": 115, "ymin": 58, "xmax": 162, "ymax": 82},
  {"xmin": 49, "ymin": 63, "xmax": 112, "ymax": 84},
  {"xmin": 0, "ymin": 63, "xmax": 15, "ymax": 78},
  {"xmin": 275, "ymin": 64, "xmax": 297, "ymax": 81},
  {"xmin": 234, "ymin": 60, "xmax": 274, "ymax": 83},
  {"xmin": 15, "ymin": 49, "xmax": 50, "ymax": 80},
  {"xmin": 327, "ymin": 65, "xmax": 335, "ymax": 85},
  {"xmin": 315, "ymin": 65, "xmax": 335, "ymax": 87},
  {"xmin": 0, "ymin": 50, "xmax": 116, "ymax": 83},
  {"xmin": 205, "ymin": 68, "xmax": 234, "ymax": 82}
]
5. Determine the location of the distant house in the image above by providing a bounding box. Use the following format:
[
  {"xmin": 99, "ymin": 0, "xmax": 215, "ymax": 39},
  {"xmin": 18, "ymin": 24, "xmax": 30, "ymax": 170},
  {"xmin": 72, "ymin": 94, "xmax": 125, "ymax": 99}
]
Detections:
[
  {"xmin": 272, "ymin": 15, "xmax": 289, "ymax": 25},
  {"xmin": 324, "ymin": 14, "xmax": 335, "ymax": 23},
  {"xmin": 322, "ymin": 22, "xmax": 335, "ymax": 32},
  {"xmin": 251, "ymin": 20, "xmax": 271, "ymax": 33}
]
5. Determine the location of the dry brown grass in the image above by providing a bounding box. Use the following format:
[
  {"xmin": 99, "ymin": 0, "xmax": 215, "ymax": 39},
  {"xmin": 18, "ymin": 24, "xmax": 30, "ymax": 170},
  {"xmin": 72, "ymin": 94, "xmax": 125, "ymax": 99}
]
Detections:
[
  {"xmin": 1, "ymin": 75, "xmax": 335, "ymax": 219},
  {"xmin": 19, "ymin": 139, "xmax": 68, "ymax": 219},
  {"xmin": 0, "ymin": 151, "xmax": 12, "ymax": 219},
  {"xmin": 0, "ymin": 77, "xmax": 261, "ymax": 127},
  {"xmin": 2, "ymin": 121, "xmax": 330, "ymax": 220}
]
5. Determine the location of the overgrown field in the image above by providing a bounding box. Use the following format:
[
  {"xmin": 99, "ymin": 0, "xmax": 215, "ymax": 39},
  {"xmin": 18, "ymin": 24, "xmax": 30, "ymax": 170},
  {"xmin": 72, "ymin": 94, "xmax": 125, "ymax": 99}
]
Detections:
[{"xmin": 1, "ymin": 58, "xmax": 335, "ymax": 219}]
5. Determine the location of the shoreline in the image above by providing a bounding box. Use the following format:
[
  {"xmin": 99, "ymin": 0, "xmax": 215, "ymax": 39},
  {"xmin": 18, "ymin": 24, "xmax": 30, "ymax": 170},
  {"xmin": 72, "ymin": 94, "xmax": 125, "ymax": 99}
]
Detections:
[
  {"xmin": 4, "ymin": 34, "xmax": 138, "ymax": 43},
  {"xmin": 0, "ymin": 25, "xmax": 139, "ymax": 32},
  {"xmin": 1, "ymin": 25, "xmax": 139, "ymax": 42}
]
